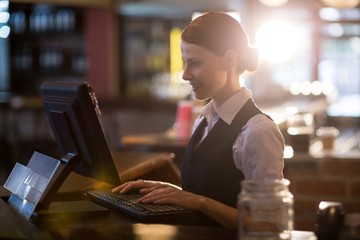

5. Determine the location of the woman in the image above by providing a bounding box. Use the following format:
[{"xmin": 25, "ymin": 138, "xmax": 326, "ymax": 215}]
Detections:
[{"xmin": 112, "ymin": 12, "xmax": 285, "ymax": 229}]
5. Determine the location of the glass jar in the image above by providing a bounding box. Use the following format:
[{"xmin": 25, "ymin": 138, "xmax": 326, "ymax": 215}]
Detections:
[{"xmin": 238, "ymin": 179, "xmax": 294, "ymax": 240}]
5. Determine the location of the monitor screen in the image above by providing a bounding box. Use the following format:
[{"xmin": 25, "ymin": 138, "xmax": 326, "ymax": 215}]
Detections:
[{"xmin": 41, "ymin": 81, "xmax": 121, "ymax": 186}]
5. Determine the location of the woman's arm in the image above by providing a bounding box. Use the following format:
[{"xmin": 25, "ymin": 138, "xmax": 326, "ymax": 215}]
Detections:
[
  {"xmin": 234, "ymin": 115, "xmax": 285, "ymax": 179},
  {"xmin": 133, "ymin": 184, "xmax": 238, "ymax": 229},
  {"xmin": 196, "ymin": 195, "xmax": 238, "ymax": 229},
  {"xmin": 112, "ymin": 180, "xmax": 238, "ymax": 228}
]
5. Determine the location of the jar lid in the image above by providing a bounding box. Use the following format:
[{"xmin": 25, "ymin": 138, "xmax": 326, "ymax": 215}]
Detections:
[
  {"xmin": 241, "ymin": 178, "xmax": 290, "ymax": 186},
  {"xmin": 240, "ymin": 178, "xmax": 291, "ymax": 193}
]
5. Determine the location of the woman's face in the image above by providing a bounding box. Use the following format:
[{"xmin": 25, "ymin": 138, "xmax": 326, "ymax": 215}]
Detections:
[{"xmin": 181, "ymin": 40, "xmax": 228, "ymax": 101}]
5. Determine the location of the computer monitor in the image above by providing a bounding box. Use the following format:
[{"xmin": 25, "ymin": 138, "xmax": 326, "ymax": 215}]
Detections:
[{"xmin": 41, "ymin": 81, "xmax": 121, "ymax": 187}]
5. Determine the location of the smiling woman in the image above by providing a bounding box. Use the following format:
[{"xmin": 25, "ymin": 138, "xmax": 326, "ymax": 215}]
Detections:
[{"xmin": 113, "ymin": 12, "xmax": 285, "ymax": 229}]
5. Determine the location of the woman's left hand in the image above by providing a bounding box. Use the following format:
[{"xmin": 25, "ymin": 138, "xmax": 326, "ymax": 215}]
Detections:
[{"xmin": 138, "ymin": 186, "xmax": 204, "ymax": 211}]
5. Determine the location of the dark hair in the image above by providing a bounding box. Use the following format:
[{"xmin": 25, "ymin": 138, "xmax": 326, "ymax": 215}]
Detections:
[{"xmin": 182, "ymin": 12, "xmax": 259, "ymax": 73}]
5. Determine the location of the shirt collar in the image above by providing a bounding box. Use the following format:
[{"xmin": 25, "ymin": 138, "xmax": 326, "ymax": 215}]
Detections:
[{"xmin": 200, "ymin": 87, "xmax": 252, "ymax": 125}]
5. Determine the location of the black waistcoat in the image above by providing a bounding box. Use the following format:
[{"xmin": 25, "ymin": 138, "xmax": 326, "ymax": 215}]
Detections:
[{"xmin": 181, "ymin": 98, "xmax": 264, "ymax": 226}]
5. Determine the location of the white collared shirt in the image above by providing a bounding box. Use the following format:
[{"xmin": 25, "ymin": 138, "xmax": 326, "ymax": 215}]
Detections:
[{"xmin": 193, "ymin": 87, "xmax": 285, "ymax": 180}]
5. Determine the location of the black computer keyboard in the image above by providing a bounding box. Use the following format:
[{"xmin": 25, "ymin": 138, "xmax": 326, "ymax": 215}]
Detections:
[{"xmin": 86, "ymin": 189, "xmax": 197, "ymax": 223}]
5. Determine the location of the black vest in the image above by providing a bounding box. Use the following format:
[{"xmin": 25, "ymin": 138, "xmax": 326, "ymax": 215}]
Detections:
[{"xmin": 181, "ymin": 98, "xmax": 264, "ymax": 226}]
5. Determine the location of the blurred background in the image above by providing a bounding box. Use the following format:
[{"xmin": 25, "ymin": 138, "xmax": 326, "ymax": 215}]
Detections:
[{"xmin": 0, "ymin": 0, "xmax": 359, "ymax": 231}]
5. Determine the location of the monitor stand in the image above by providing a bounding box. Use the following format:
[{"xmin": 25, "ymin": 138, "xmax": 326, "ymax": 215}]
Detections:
[{"xmin": 3, "ymin": 151, "xmax": 107, "ymax": 221}]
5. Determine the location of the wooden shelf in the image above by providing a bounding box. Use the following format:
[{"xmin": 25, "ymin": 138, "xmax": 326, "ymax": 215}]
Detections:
[
  {"xmin": 10, "ymin": 0, "xmax": 113, "ymax": 8},
  {"xmin": 9, "ymin": 2, "xmax": 86, "ymax": 95}
]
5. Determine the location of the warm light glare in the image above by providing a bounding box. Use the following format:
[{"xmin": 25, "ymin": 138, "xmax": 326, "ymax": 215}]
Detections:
[
  {"xmin": 289, "ymin": 80, "xmax": 331, "ymax": 96},
  {"xmin": 286, "ymin": 107, "xmax": 299, "ymax": 115},
  {"xmin": 259, "ymin": 0, "xmax": 288, "ymax": 7},
  {"xmin": 191, "ymin": 12, "xmax": 203, "ymax": 21},
  {"xmin": 300, "ymin": 81, "xmax": 312, "ymax": 95},
  {"xmin": 319, "ymin": 201, "xmax": 342, "ymax": 211},
  {"xmin": 321, "ymin": 0, "xmax": 360, "ymax": 8},
  {"xmin": 132, "ymin": 224, "xmax": 178, "ymax": 239},
  {"xmin": 256, "ymin": 21, "xmax": 298, "ymax": 64},
  {"xmin": 0, "ymin": 25, "xmax": 10, "ymax": 38},
  {"xmin": 311, "ymin": 81, "xmax": 323, "ymax": 95},
  {"xmin": 289, "ymin": 82, "xmax": 301, "ymax": 95},
  {"xmin": 283, "ymin": 146, "xmax": 294, "ymax": 159}
]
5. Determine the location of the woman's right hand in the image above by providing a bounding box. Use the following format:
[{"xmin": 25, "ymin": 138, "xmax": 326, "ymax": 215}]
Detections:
[{"xmin": 111, "ymin": 179, "xmax": 180, "ymax": 194}]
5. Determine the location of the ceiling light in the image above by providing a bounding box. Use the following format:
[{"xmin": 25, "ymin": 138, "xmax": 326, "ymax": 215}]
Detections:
[
  {"xmin": 259, "ymin": 0, "xmax": 288, "ymax": 7},
  {"xmin": 321, "ymin": 0, "xmax": 360, "ymax": 8}
]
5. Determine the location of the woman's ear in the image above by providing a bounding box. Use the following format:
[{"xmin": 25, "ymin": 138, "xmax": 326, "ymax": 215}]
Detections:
[{"xmin": 225, "ymin": 50, "xmax": 238, "ymax": 70}]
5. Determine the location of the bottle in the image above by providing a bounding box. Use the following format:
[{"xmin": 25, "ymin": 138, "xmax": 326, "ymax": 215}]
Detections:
[
  {"xmin": 238, "ymin": 179, "xmax": 294, "ymax": 240},
  {"xmin": 315, "ymin": 201, "xmax": 345, "ymax": 240}
]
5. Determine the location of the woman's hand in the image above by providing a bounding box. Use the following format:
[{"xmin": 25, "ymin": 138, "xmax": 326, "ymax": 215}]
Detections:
[
  {"xmin": 137, "ymin": 186, "xmax": 237, "ymax": 228},
  {"xmin": 112, "ymin": 180, "xmax": 203, "ymax": 210},
  {"xmin": 112, "ymin": 179, "xmax": 237, "ymax": 228},
  {"xmin": 112, "ymin": 180, "xmax": 180, "ymax": 194},
  {"xmin": 137, "ymin": 186, "xmax": 205, "ymax": 211}
]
